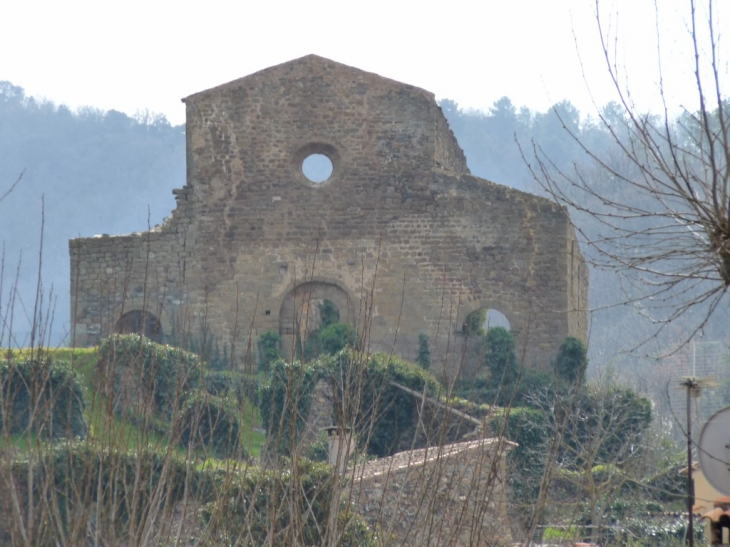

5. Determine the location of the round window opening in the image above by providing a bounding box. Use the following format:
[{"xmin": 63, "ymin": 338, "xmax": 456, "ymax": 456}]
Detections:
[{"xmin": 302, "ymin": 153, "xmax": 333, "ymax": 184}]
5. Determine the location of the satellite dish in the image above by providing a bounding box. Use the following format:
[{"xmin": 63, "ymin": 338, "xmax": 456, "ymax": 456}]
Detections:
[{"xmin": 698, "ymin": 406, "xmax": 730, "ymax": 495}]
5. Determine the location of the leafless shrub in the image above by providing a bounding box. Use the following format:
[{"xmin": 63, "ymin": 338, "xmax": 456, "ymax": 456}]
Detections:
[{"xmin": 523, "ymin": 0, "xmax": 729, "ymax": 354}]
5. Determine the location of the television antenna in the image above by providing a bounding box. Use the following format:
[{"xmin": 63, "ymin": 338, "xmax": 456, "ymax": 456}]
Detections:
[{"xmin": 678, "ymin": 373, "xmax": 717, "ymax": 547}]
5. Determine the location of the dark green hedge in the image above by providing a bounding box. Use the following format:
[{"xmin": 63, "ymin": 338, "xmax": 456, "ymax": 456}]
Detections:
[
  {"xmin": 259, "ymin": 359, "xmax": 322, "ymax": 456},
  {"xmin": 452, "ymin": 367, "xmax": 556, "ymax": 407},
  {"xmin": 204, "ymin": 370, "xmax": 259, "ymax": 407},
  {"xmin": 8, "ymin": 445, "xmax": 374, "ymax": 546},
  {"xmin": 331, "ymin": 351, "xmax": 440, "ymax": 457},
  {"xmin": 200, "ymin": 458, "xmax": 373, "ymax": 546},
  {"xmin": 180, "ymin": 390, "xmax": 247, "ymax": 459},
  {"xmin": 489, "ymin": 407, "xmax": 551, "ymax": 502},
  {"xmin": 259, "ymin": 350, "xmax": 441, "ymax": 458},
  {"xmin": 97, "ymin": 334, "xmax": 202, "ymax": 418},
  {"xmin": 0, "ymin": 357, "xmax": 86, "ymax": 439}
]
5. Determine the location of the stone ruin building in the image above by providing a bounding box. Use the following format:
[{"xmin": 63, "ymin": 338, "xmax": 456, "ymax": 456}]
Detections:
[{"xmin": 70, "ymin": 54, "xmax": 587, "ymax": 377}]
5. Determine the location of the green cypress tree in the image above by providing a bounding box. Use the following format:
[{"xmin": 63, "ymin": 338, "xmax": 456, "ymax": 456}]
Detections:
[
  {"xmin": 484, "ymin": 327, "xmax": 518, "ymax": 387},
  {"xmin": 554, "ymin": 336, "xmax": 588, "ymax": 384},
  {"xmin": 416, "ymin": 333, "xmax": 431, "ymax": 370}
]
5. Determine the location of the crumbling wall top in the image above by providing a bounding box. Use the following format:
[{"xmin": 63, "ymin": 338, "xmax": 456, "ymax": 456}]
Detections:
[{"xmin": 181, "ymin": 54, "xmax": 468, "ymax": 199}]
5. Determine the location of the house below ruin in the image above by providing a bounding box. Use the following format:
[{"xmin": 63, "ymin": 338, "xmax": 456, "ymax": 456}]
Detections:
[{"xmin": 345, "ymin": 436, "xmax": 516, "ymax": 546}]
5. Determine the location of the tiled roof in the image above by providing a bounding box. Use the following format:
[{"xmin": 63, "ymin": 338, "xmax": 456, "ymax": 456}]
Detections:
[{"xmin": 353, "ymin": 437, "xmax": 517, "ymax": 480}]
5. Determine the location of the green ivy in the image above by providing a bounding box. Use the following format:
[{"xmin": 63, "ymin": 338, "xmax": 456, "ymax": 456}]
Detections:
[
  {"xmin": 464, "ymin": 309, "xmax": 487, "ymax": 336},
  {"xmin": 317, "ymin": 323, "xmax": 356, "ymax": 356},
  {"xmin": 318, "ymin": 299, "xmax": 340, "ymax": 328}
]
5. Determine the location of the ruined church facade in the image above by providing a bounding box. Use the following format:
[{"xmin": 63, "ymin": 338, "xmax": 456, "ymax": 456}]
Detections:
[{"xmin": 70, "ymin": 55, "xmax": 587, "ymax": 375}]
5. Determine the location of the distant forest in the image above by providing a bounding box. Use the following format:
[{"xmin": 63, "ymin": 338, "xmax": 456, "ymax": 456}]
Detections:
[
  {"xmin": 0, "ymin": 81, "xmax": 185, "ymax": 346},
  {"xmin": 1, "ymin": 80, "xmax": 726, "ymax": 374}
]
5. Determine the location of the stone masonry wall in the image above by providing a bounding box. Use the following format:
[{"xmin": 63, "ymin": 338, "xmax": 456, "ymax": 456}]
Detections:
[
  {"xmin": 70, "ymin": 55, "xmax": 587, "ymax": 377},
  {"xmin": 349, "ymin": 438, "xmax": 514, "ymax": 546}
]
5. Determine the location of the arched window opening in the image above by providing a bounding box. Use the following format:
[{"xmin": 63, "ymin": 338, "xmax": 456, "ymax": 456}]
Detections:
[
  {"xmin": 460, "ymin": 307, "xmax": 515, "ymax": 382},
  {"xmin": 116, "ymin": 310, "xmax": 163, "ymax": 342},
  {"xmin": 484, "ymin": 309, "xmax": 510, "ymax": 331},
  {"xmin": 463, "ymin": 308, "xmax": 510, "ymax": 336}
]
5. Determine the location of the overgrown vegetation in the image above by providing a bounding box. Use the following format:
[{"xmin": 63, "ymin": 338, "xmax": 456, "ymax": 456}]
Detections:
[
  {"xmin": 0, "ymin": 330, "xmax": 687, "ymax": 546},
  {"xmin": 298, "ymin": 300, "xmax": 357, "ymax": 360},
  {"xmin": 4, "ymin": 443, "xmax": 373, "ymax": 546},
  {"xmin": 260, "ymin": 347, "xmax": 441, "ymax": 459}
]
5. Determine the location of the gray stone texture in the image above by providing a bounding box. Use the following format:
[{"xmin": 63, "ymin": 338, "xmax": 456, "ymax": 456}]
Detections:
[{"xmin": 69, "ymin": 54, "xmax": 587, "ymax": 376}]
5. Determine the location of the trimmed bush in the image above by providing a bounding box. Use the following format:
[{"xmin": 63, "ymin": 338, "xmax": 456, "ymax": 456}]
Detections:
[
  {"xmin": 205, "ymin": 370, "xmax": 260, "ymax": 408},
  {"xmin": 97, "ymin": 334, "xmax": 202, "ymax": 419},
  {"xmin": 330, "ymin": 350, "xmax": 440, "ymax": 457},
  {"xmin": 205, "ymin": 370, "xmax": 243, "ymax": 399},
  {"xmin": 259, "ymin": 350, "xmax": 441, "ymax": 458},
  {"xmin": 180, "ymin": 391, "xmax": 247, "ymax": 459},
  {"xmin": 0, "ymin": 357, "xmax": 86, "ymax": 439},
  {"xmin": 259, "ymin": 359, "xmax": 322, "ymax": 456}
]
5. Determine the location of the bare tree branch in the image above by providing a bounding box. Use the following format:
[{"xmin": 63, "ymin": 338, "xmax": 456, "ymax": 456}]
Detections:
[
  {"xmin": 523, "ymin": 0, "xmax": 729, "ymax": 353},
  {"xmin": 0, "ymin": 170, "xmax": 24, "ymax": 204}
]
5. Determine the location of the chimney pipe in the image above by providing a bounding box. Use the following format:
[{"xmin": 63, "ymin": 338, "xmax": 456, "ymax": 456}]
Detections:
[{"xmin": 323, "ymin": 426, "xmax": 355, "ymax": 474}]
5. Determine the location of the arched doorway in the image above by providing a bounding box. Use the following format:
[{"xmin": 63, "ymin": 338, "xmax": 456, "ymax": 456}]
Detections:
[
  {"xmin": 460, "ymin": 307, "xmax": 513, "ymax": 379},
  {"xmin": 278, "ymin": 281, "xmax": 353, "ymax": 360},
  {"xmin": 116, "ymin": 310, "xmax": 163, "ymax": 342}
]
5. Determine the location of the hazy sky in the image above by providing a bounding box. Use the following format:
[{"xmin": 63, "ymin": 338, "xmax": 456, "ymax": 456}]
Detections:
[{"xmin": 1, "ymin": 0, "xmax": 726, "ymax": 125}]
